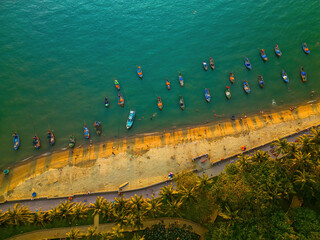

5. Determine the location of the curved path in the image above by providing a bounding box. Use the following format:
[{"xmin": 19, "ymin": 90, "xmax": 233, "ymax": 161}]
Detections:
[
  {"xmin": 6, "ymin": 217, "xmax": 207, "ymax": 240},
  {"xmin": 0, "ymin": 126, "xmax": 316, "ymax": 212}
]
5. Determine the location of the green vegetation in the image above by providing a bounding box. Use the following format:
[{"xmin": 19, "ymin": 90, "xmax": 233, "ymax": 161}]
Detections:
[{"xmin": 1, "ymin": 127, "xmax": 320, "ymax": 239}]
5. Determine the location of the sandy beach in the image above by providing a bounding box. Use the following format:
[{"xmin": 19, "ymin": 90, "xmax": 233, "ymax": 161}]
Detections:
[{"xmin": 0, "ymin": 101, "xmax": 320, "ymax": 202}]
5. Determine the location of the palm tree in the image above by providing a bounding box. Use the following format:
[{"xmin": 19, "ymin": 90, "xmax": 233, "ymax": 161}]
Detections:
[
  {"xmin": 113, "ymin": 196, "xmax": 129, "ymax": 215},
  {"xmin": 66, "ymin": 228, "xmax": 82, "ymax": 239},
  {"xmin": 236, "ymin": 154, "xmax": 250, "ymax": 171},
  {"xmin": 272, "ymin": 138, "xmax": 289, "ymax": 155},
  {"xmin": 130, "ymin": 194, "xmax": 146, "ymax": 213},
  {"xmin": 290, "ymin": 151, "xmax": 313, "ymax": 173},
  {"xmin": 164, "ymin": 200, "xmax": 182, "ymax": 217},
  {"xmin": 113, "ymin": 211, "xmax": 128, "ymax": 228},
  {"xmin": 0, "ymin": 210, "xmax": 9, "ymax": 227},
  {"xmin": 7, "ymin": 203, "xmax": 32, "ymax": 226},
  {"xmin": 296, "ymin": 134, "xmax": 312, "ymax": 153},
  {"xmin": 90, "ymin": 196, "xmax": 108, "ymax": 216},
  {"xmin": 32, "ymin": 208, "xmax": 50, "ymax": 226},
  {"xmin": 310, "ymin": 127, "xmax": 320, "ymax": 145},
  {"xmin": 85, "ymin": 226, "xmax": 100, "ymax": 240},
  {"xmin": 159, "ymin": 184, "xmax": 177, "ymax": 204},
  {"xmin": 195, "ymin": 174, "xmax": 214, "ymax": 193},
  {"xmin": 251, "ymin": 150, "xmax": 269, "ymax": 163},
  {"xmin": 179, "ymin": 186, "xmax": 197, "ymax": 205},
  {"xmin": 145, "ymin": 195, "xmax": 163, "ymax": 218},
  {"xmin": 57, "ymin": 200, "xmax": 75, "ymax": 220},
  {"xmin": 111, "ymin": 225, "xmax": 124, "ymax": 238},
  {"xmin": 294, "ymin": 170, "xmax": 317, "ymax": 200},
  {"xmin": 48, "ymin": 206, "xmax": 61, "ymax": 222},
  {"xmin": 218, "ymin": 205, "xmax": 242, "ymax": 225},
  {"xmin": 72, "ymin": 202, "xmax": 88, "ymax": 223}
]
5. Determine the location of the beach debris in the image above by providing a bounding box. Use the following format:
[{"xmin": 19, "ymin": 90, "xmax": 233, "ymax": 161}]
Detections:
[
  {"xmin": 168, "ymin": 172, "xmax": 174, "ymax": 180},
  {"xmin": 241, "ymin": 146, "xmax": 247, "ymax": 151}
]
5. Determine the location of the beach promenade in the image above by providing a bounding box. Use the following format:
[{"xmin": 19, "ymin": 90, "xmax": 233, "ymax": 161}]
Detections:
[{"xmin": 0, "ymin": 102, "xmax": 320, "ymax": 207}]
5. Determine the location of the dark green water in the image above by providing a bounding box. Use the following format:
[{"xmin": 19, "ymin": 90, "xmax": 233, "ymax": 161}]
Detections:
[{"xmin": 0, "ymin": 0, "xmax": 319, "ymax": 167}]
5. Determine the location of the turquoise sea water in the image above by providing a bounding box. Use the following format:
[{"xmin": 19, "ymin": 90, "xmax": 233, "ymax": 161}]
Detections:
[{"xmin": 0, "ymin": 0, "xmax": 319, "ymax": 167}]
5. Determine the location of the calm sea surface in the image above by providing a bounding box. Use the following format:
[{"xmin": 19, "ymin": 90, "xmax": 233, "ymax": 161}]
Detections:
[{"xmin": 0, "ymin": 0, "xmax": 319, "ymax": 167}]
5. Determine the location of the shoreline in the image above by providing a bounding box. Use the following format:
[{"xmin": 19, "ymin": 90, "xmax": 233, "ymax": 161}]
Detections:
[{"xmin": 0, "ymin": 100, "xmax": 320, "ymax": 202}]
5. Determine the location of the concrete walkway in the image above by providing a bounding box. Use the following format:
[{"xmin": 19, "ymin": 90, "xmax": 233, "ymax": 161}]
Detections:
[{"xmin": 6, "ymin": 218, "xmax": 207, "ymax": 240}]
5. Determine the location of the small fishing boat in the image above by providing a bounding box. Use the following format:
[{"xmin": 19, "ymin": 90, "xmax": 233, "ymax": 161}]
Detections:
[
  {"xmin": 281, "ymin": 70, "xmax": 289, "ymax": 83},
  {"xmin": 93, "ymin": 121, "xmax": 102, "ymax": 135},
  {"xmin": 302, "ymin": 43, "xmax": 310, "ymax": 54},
  {"xmin": 157, "ymin": 97, "xmax": 163, "ymax": 110},
  {"xmin": 33, "ymin": 135, "xmax": 41, "ymax": 149},
  {"xmin": 244, "ymin": 57, "xmax": 252, "ymax": 70},
  {"xmin": 209, "ymin": 57, "xmax": 215, "ymax": 70},
  {"xmin": 243, "ymin": 80, "xmax": 250, "ymax": 94},
  {"xmin": 203, "ymin": 61, "xmax": 208, "ymax": 71},
  {"xmin": 84, "ymin": 125, "xmax": 90, "ymax": 139},
  {"xmin": 105, "ymin": 97, "xmax": 110, "ymax": 108},
  {"xmin": 114, "ymin": 79, "xmax": 120, "ymax": 90},
  {"xmin": 178, "ymin": 72, "xmax": 184, "ymax": 87},
  {"xmin": 118, "ymin": 92, "xmax": 124, "ymax": 107},
  {"xmin": 137, "ymin": 66, "xmax": 143, "ymax": 79},
  {"xmin": 126, "ymin": 110, "xmax": 135, "ymax": 129},
  {"xmin": 69, "ymin": 135, "xmax": 76, "ymax": 148},
  {"xmin": 229, "ymin": 72, "xmax": 235, "ymax": 83},
  {"xmin": 166, "ymin": 78, "xmax": 171, "ymax": 90},
  {"xmin": 225, "ymin": 86, "xmax": 231, "ymax": 99},
  {"xmin": 47, "ymin": 130, "xmax": 55, "ymax": 146},
  {"xmin": 179, "ymin": 95, "xmax": 185, "ymax": 110},
  {"xmin": 300, "ymin": 67, "xmax": 307, "ymax": 82},
  {"xmin": 13, "ymin": 133, "xmax": 20, "ymax": 150},
  {"xmin": 260, "ymin": 49, "xmax": 268, "ymax": 61},
  {"xmin": 204, "ymin": 88, "xmax": 211, "ymax": 102},
  {"xmin": 274, "ymin": 44, "xmax": 282, "ymax": 57},
  {"xmin": 258, "ymin": 75, "xmax": 264, "ymax": 88}
]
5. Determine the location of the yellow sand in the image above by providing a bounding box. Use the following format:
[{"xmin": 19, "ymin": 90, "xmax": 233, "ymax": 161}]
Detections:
[{"xmin": 1, "ymin": 102, "xmax": 320, "ymax": 201}]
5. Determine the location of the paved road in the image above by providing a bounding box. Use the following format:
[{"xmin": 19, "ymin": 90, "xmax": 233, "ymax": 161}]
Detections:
[{"xmin": 0, "ymin": 127, "xmax": 314, "ymax": 212}]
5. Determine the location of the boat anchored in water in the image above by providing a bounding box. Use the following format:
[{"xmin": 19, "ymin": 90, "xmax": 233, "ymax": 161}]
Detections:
[
  {"xmin": 157, "ymin": 97, "xmax": 163, "ymax": 110},
  {"xmin": 260, "ymin": 49, "xmax": 268, "ymax": 61},
  {"xmin": 225, "ymin": 86, "xmax": 231, "ymax": 99},
  {"xmin": 105, "ymin": 97, "xmax": 110, "ymax": 108},
  {"xmin": 243, "ymin": 80, "xmax": 251, "ymax": 94},
  {"xmin": 258, "ymin": 75, "xmax": 264, "ymax": 88},
  {"xmin": 178, "ymin": 72, "xmax": 184, "ymax": 87},
  {"xmin": 33, "ymin": 135, "xmax": 41, "ymax": 149},
  {"xmin": 274, "ymin": 44, "xmax": 282, "ymax": 57},
  {"xmin": 84, "ymin": 125, "xmax": 90, "ymax": 139},
  {"xmin": 118, "ymin": 92, "xmax": 124, "ymax": 107},
  {"xmin": 229, "ymin": 72, "xmax": 235, "ymax": 83},
  {"xmin": 137, "ymin": 66, "xmax": 143, "ymax": 79},
  {"xmin": 281, "ymin": 70, "xmax": 289, "ymax": 83},
  {"xmin": 179, "ymin": 96, "xmax": 185, "ymax": 110},
  {"xmin": 47, "ymin": 130, "xmax": 55, "ymax": 146},
  {"xmin": 244, "ymin": 57, "xmax": 252, "ymax": 70},
  {"xmin": 114, "ymin": 79, "xmax": 120, "ymax": 90},
  {"xmin": 203, "ymin": 61, "xmax": 208, "ymax": 71},
  {"xmin": 13, "ymin": 133, "xmax": 20, "ymax": 150},
  {"xmin": 302, "ymin": 43, "xmax": 310, "ymax": 54},
  {"xmin": 166, "ymin": 78, "xmax": 171, "ymax": 90},
  {"xmin": 93, "ymin": 121, "xmax": 102, "ymax": 135},
  {"xmin": 209, "ymin": 57, "xmax": 215, "ymax": 70},
  {"xmin": 300, "ymin": 67, "xmax": 307, "ymax": 82},
  {"xmin": 204, "ymin": 88, "xmax": 211, "ymax": 102},
  {"xmin": 126, "ymin": 110, "xmax": 135, "ymax": 129},
  {"xmin": 69, "ymin": 135, "xmax": 76, "ymax": 148}
]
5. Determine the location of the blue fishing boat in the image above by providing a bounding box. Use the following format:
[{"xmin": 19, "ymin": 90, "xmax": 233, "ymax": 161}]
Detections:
[
  {"xmin": 300, "ymin": 67, "xmax": 307, "ymax": 82},
  {"xmin": 302, "ymin": 43, "xmax": 310, "ymax": 54},
  {"xmin": 243, "ymin": 80, "xmax": 250, "ymax": 94},
  {"xmin": 105, "ymin": 97, "xmax": 110, "ymax": 108},
  {"xmin": 204, "ymin": 88, "xmax": 211, "ymax": 102},
  {"xmin": 93, "ymin": 121, "xmax": 102, "ymax": 135},
  {"xmin": 260, "ymin": 49, "xmax": 268, "ymax": 61},
  {"xmin": 244, "ymin": 57, "xmax": 252, "ymax": 70},
  {"xmin": 84, "ymin": 125, "xmax": 90, "ymax": 139},
  {"xmin": 281, "ymin": 70, "xmax": 289, "ymax": 83},
  {"xmin": 178, "ymin": 72, "xmax": 184, "ymax": 87},
  {"xmin": 203, "ymin": 61, "xmax": 208, "ymax": 71},
  {"xmin": 13, "ymin": 133, "xmax": 20, "ymax": 150},
  {"xmin": 126, "ymin": 110, "xmax": 135, "ymax": 129},
  {"xmin": 258, "ymin": 75, "xmax": 264, "ymax": 88},
  {"xmin": 33, "ymin": 135, "xmax": 41, "ymax": 149},
  {"xmin": 274, "ymin": 44, "xmax": 282, "ymax": 57},
  {"xmin": 47, "ymin": 130, "xmax": 55, "ymax": 146},
  {"xmin": 137, "ymin": 66, "xmax": 143, "ymax": 79}
]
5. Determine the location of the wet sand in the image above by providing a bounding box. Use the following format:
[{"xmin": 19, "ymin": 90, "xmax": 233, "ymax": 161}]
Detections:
[{"xmin": 0, "ymin": 102, "xmax": 320, "ymax": 202}]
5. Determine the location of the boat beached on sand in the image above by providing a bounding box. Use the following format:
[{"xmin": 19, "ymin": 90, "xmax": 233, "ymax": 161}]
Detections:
[
  {"xmin": 243, "ymin": 80, "xmax": 251, "ymax": 94},
  {"xmin": 209, "ymin": 57, "xmax": 215, "ymax": 70},
  {"xmin": 274, "ymin": 44, "xmax": 282, "ymax": 57},
  {"xmin": 84, "ymin": 125, "xmax": 90, "ymax": 139},
  {"xmin": 33, "ymin": 135, "xmax": 40, "ymax": 149},
  {"xmin": 157, "ymin": 97, "xmax": 163, "ymax": 110},
  {"xmin": 281, "ymin": 70, "xmax": 289, "ymax": 83},
  {"xmin": 179, "ymin": 96, "xmax": 185, "ymax": 110},
  {"xmin": 137, "ymin": 66, "xmax": 143, "ymax": 79},
  {"xmin": 302, "ymin": 43, "xmax": 310, "ymax": 54},
  {"xmin": 258, "ymin": 75, "xmax": 264, "ymax": 88},
  {"xmin": 166, "ymin": 78, "xmax": 171, "ymax": 90},
  {"xmin": 244, "ymin": 57, "xmax": 252, "ymax": 70},
  {"xmin": 47, "ymin": 130, "xmax": 55, "ymax": 146},
  {"xmin": 300, "ymin": 67, "xmax": 307, "ymax": 82},
  {"xmin": 260, "ymin": 49, "xmax": 268, "ymax": 61},
  {"xmin": 225, "ymin": 86, "xmax": 231, "ymax": 99},
  {"xmin": 13, "ymin": 133, "xmax": 20, "ymax": 150},
  {"xmin": 178, "ymin": 72, "xmax": 184, "ymax": 87},
  {"xmin": 126, "ymin": 110, "xmax": 135, "ymax": 129},
  {"xmin": 203, "ymin": 61, "xmax": 208, "ymax": 71},
  {"xmin": 204, "ymin": 88, "xmax": 211, "ymax": 102},
  {"xmin": 229, "ymin": 72, "xmax": 235, "ymax": 83},
  {"xmin": 118, "ymin": 92, "xmax": 124, "ymax": 107}
]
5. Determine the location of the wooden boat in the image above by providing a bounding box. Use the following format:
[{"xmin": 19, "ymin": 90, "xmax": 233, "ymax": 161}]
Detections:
[
  {"xmin": 178, "ymin": 72, "xmax": 184, "ymax": 87},
  {"xmin": 229, "ymin": 72, "xmax": 235, "ymax": 83},
  {"xmin": 244, "ymin": 57, "xmax": 252, "ymax": 70},
  {"xmin": 260, "ymin": 49, "xmax": 268, "ymax": 61},
  {"xmin": 179, "ymin": 96, "xmax": 185, "ymax": 110},
  {"xmin": 274, "ymin": 44, "xmax": 282, "ymax": 57},
  {"xmin": 166, "ymin": 78, "xmax": 171, "ymax": 90},
  {"xmin": 118, "ymin": 92, "xmax": 124, "ymax": 107},
  {"xmin": 93, "ymin": 121, "xmax": 102, "ymax": 135},
  {"xmin": 302, "ymin": 43, "xmax": 310, "ymax": 54},
  {"xmin": 126, "ymin": 110, "xmax": 135, "ymax": 129},
  {"xmin": 243, "ymin": 80, "xmax": 250, "ymax": 94},
  {"xmin": 47, "ymin": 130, "xmax": 55, "ymax": 146},
  {"xmin": 204, "ymin": 88, "xmax": 211, "ymax": 102},
  {"xmin": 157, "ymin": 97, "xmax": 163, "ymax": 110},
  {"xmin": 33, "ymin": 135, "xmax": 41, "ymax": 149},
  {"xmin": 300, "ymin": 67, "xmax": 307, "ymax": 82},
  {"xmin": 203, "ymin": 61, "xmax": 208, "ymax": 71},
  {"xmin": 105, "ymin": 97, "xmax": 110, "ymax": 108},
  {"xmin": 84, "ymin": 125, "xmax": 90, "ymax": 139},
  {"xmin": 137, "ymin": 66, "xmax": 143, "ymax": 79},
  {"xmin": 69, "ymin": 135, "xmax": 76, "ymax": 148},
  {"xmin": 209, "ymin": 57, "xmax": 215, "ymax": 70},
  {"xmin": 225, "ymin": 86, "xmax": 231, "ymax": 99},
  {"xmin": 258, "ymin": 75, "xmax": 264, "ymax": 88},
  {"xmin": 114, "ymin": 79, "xmax": 120, "ymax": 90},
  {"xmin": 281, "ymin": 70, "xmax": 289, "ymax": 83},
  {"xmin": 13, "ymin": 133, "xmax": 20, "ymax": 150}
]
